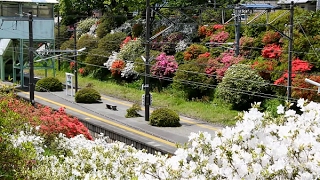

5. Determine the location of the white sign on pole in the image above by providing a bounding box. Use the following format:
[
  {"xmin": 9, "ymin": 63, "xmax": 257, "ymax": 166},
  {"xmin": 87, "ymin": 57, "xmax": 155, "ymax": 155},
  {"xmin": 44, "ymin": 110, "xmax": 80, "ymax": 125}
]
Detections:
[{"xmin": 65, "ymin": 73, "xmax": 74, "ymax": 96}]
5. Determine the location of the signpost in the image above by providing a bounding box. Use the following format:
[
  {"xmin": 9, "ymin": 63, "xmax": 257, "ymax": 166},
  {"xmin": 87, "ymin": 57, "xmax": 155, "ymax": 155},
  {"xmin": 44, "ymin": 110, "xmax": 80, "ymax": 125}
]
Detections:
[{"xmin": 65, "ymin": 73, "xmax": 74, "ymax": 96}]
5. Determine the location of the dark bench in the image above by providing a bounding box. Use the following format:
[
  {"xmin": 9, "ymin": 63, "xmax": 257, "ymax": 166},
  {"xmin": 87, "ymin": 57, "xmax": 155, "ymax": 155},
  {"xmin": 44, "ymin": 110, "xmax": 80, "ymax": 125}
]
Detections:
[{"xmin": 106, "ymin": 104, "xmax": 117, "ymax": 111}]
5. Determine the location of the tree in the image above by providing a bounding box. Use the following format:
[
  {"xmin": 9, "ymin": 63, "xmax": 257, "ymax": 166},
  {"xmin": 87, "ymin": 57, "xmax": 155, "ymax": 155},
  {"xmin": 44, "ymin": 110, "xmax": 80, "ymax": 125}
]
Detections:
[{"xmin": 59, "ymin": 0, "xmax": 105, "ymax": 25}]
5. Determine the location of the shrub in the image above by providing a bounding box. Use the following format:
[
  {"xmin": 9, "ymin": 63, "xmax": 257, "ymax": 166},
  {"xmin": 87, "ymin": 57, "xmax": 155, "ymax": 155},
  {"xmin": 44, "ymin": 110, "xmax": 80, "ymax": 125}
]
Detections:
[
  {"xmin": 117, "ymin": 38, "xmax": 144, "ymax": 62},
  {"xmin": 150, "ymin": 108, "xmax": 180, "ymax": 127},
  {"xmin": 35, "ymin": 77, "xmax": 63, "ymax": 92},
  {"xmin": 151, "ymin": 53, "xmax": 178, "ymax": 79},
  {"xmin": 77, "ymin": 34, "xmax": 98, "ymax": 62},
  {"xmin": 262, "ymin": 98, "xmax": 284, "ymax": 117},
  {"xmin": 111, "ymin": 60, "xmax": 125, "ymax": 77},
  {"xmin": 60, "ymin": 39, "xmax": 74, "ymax": 50},
  {"xmin": 206, "ymin": 50, "xmax": 244, "ymax": 81},
  {"xmin": 161, "ymin": 32, "xmax": 185, "ymax": 54},
  {"xmin": 85, "ymin": 48, "xmax": 110, "ymax": 72},
  {"xmin": 183, "ymin": 44, "xmax": 208, "ymax": 61},
  {"xmin": 210, "ymin": 31, "xmax": 229, "ymax": 43},
  {"xmin": 125, "ymin": 103, "xmax": 142, "ymax": 118},
  {"xmin": 98, "ymin": 32, "xmax": 127, "ymax": 53},
  {"xmin": 132, "ymin": 23, "xmax": 143, "ymax": 38},
  {"xmin": 76, "ymin": 18, "xmax": 98, "ymax": 37},
  {"xmin": 96, "ymin": 15, "xmax": 114, "ymax": 39},
  {"xmin": 261, "ymin": 44, "xmax": 282, "ymax": 59},
  {"xmin": 262, "ymin": 31, "xmax": 281, "ymax": 45},
  {"xmin": 75, "ymin": 88, "xmax": 101, "ymax": 103},
  {"xmin": 216, "ymin": 64, "xmax": 268, "ymax": 110},
  {"xmin": 173, "ymin": 62, "xmax": 214, "ymax": 100}
]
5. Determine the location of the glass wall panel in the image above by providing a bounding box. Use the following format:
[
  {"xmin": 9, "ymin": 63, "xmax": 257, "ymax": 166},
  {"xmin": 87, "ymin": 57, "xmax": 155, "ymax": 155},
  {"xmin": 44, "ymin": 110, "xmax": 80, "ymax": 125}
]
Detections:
[{"xmin": 1, "ymin": 3, "xmax": 19, "ymax": 17}]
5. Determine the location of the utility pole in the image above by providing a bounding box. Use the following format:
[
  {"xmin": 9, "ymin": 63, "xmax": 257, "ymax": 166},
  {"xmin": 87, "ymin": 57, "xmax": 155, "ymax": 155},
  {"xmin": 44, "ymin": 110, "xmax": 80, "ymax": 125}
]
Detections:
[
  {"xmin": 234, "ymin": 5, "xmax": 241, "ymax": 56},
  {"xmin": 73, "ymin": 23, "xmax": 78, "ymax": 93},
  {"xmin": 57, "ymin": 7, "xmax": 61, "ymax": 71},
  {"xmin": 287, "ymin": 1, "xmax": 294, "ymax": 101},
  {"xmin": 2, "ymin": 12, "xmax": 35, "ymax": 105},
  {"xmin": 28, "ymin": 11, "xmax": 35, "ymax": 106},
  {"xmin": 145, "ymin": 0, "xmax": 151, "ymax": 121}
]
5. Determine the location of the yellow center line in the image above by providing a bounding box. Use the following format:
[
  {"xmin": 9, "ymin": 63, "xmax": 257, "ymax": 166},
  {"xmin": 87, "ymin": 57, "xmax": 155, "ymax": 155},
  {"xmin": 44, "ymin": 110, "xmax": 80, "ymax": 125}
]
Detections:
[
  {"xmin": 101, "ymin": 96, "xmax": 221, "ymax": 132},
  {"xmin": 17, "ymin": 91, "xmax": 176, "ymax": 147}
]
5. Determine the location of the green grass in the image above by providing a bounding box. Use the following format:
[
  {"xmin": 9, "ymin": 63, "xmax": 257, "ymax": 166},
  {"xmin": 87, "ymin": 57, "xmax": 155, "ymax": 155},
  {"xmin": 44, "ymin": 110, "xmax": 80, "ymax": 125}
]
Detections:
[{"xmin": 34, "ymin": 69, "xmax": 239, "ymax": 126}]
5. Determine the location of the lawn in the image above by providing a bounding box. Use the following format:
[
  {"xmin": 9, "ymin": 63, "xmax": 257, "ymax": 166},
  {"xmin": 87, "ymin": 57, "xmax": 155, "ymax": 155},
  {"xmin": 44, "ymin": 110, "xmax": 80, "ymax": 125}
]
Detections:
[{"xmin": 34, "ymin": 69, "xmax": 239, "ymax": 126}]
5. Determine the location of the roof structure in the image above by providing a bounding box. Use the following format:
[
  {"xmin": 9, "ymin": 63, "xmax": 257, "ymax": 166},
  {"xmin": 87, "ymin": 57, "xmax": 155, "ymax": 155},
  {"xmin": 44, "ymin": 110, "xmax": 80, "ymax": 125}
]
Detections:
[
  {"xmin": 1, "ymin": 0, "xmax": 58, "ymax": 3},
  {"xmin": 240, "ymin": 3, "xmax": 276, "ymax": 9},
  {"xmin": 278, "ymin": 0, "xmax": 310, "ymax": 4}
]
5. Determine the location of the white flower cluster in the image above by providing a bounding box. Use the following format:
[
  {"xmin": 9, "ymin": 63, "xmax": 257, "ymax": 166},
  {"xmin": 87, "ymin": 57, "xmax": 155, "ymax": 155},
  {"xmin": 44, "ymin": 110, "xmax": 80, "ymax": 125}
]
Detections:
[
  {"xmin": 175, "ymin": 40, "xmax": 188, "ymax": 52},
  {"xmin": 13, "ymin": 99, "xmax": 320, "ymax": 179},
  {"xmin": 103, "ymin": 51, "xmax": 118, "ymax": 70},
  {"xmin": 121, "ymin": 61, "xmax": 139, "ymax": 79},
  {"xmin": 9, "ymin": 125, "xmax": 44, "ymax": 156},
  {"xmin": 111, "ymin": 22, "xmax": 132, "ymax": 34}
]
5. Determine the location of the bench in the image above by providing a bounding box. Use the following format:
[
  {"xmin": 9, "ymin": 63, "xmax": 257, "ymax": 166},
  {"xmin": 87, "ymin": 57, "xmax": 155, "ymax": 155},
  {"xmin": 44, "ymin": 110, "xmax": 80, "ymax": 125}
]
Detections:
[{"xmin": 106, "ymin": 104, "xmax": 117, "ymax": 111}]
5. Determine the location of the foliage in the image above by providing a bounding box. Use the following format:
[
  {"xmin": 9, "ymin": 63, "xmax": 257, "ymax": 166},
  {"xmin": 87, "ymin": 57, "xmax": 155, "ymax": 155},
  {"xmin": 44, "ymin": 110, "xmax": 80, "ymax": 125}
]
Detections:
[
  {"xmin": 206, "ymin": 50, "xmax": 244, "ymax": 80},
  {"xmin": 175, "ymin": 40, "xmax": 188, "ymax": 53},
  {"xmin": 239, "ymin": 36, "xmax": 262, "ymax": 57},
  {"xmin": 76, "ymin": 18, "xmax": 98, "ymax": 37},
  {"xmin": 0, "ymin": 95, "xmax": 92, "ymax": 140},
  {"xmin": 35, "ymin": 77, "xmax": 63, "ymax": 92},
  {"xmin": 59, "ymin": 0, "xmax": 104, "ymax": 25},
  {"xmin": 85, "ymin": 48, "xmax": 109, "ymax": 72},
  {"xmin": 150, "ymin": 108, "xmax": 180, "ymax": 127},
  {"xmin": 274, "ymin": 58, "xmax": 313, "ymax": 85},
  {"xmin": 183, "ymin": 44, "xmax": 208, "ymax": 61},
  {"xmin": 173, "ymin": 62, "xmax": 214, "ymax": 99},
  {"xmin": 111, "ymin": 60, "xmax": 125, "ymax": 77},
  {"xmin": 60, "ymin": 38, "xmax": 74, "ymax": 50},
  {"xmin": 117, "ymin": 38, "xmax": 144, "ymax": 62},
  {"xmin": 133, "ymin": 50, "xmax": 161, "ymax": 74},
  {"xmin": 210, "ymin": 31, "xmax": 229, "ymax": 43},
  {"xmin": 198, "ymin": 24, "xmax": 225, "ymax": 38},
  {"xmin": 216, "ymin": 64, "xmax": 268, "ymax": 110},
  {"xmin": 261, "ymin": 98, "xmax": 284, "ymax": 117},
  {"xmin": 121, "ymin": 61, "xmax": 139, "ymax": 80},
  {"xmin": 54, "ymin": 25, "xmax": 71, "ymax": 48},
  {"xmin": 262, "ymin": 31, "xmax": 281, "ymax": 45},
  {"xmin": 132, "ymin": 23, "xmax": 143, "ymax": 38},
  {"xmin": 290, "ymin": 74, "xmax": 320, "ymax": 101},
  {"xmin": 6, "ymin": 98, "xmax": 320, "ymax": 179},
  {"xmin": 125, "ymin": 103, "xmax": 142, "ymax": 118},
  {"xmin": 77, "ymin": 34, "xmax": 98, "ymax": 52},
  {"xmin": 261, "ymin": 44, "xmax": 282, "ymax": 59},
  {"xmin": 77, "ymin": 34, "xmax": 98, "ymax": 62},
  {"xmin": 75, "ymin": 87, "xmax": 101, "ymax": 103},
  {"xmin": 98, "ymin": 32, "xmax": 127, "ymax": 53},
  {"xmin": 161, "ymin": 32, "xmax": 185, "ymax": 55},
  {"xmin": 151, "ymin": 53, "xmax": 178, "ymax": 79},
  {"xmin": 251, "ymin": 57, "xmax": 278, "ymax": 81}
]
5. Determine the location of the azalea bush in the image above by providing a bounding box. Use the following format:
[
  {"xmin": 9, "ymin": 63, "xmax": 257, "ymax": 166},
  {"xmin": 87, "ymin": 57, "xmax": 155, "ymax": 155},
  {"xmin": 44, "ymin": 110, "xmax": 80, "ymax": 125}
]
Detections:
[
  {"xmin": 151, "ymin": 53, "xmax": 178, "ymax": 79},
  {"xmin": 111, "ymin": 60, "xmax": 125, "ymax": 77},
  {"xmin": 76, "ymin": 18, "xmax": 98, "ymax": 37},
  {"xmin": 8, "ymin": 97, "xmax": 320, "ymax": 180},
  {"xmin": 206, "ymin": 50, "xmax": 244, "ymax": 81},
  {"xmin": 1, "ymin": 95, "xmax": 92, "ymax": 141},
  {"xmin": 210, "ymin": 31, "xmax": 229, "ymax": 43},
  {"xmin": 261, "ymin": 44, "xmax": 282, "ymax": 59},
  {"xmin": 183, "ymin": 44, "xmax": 208, "ymax": 61},
  {"xmin": 262, "ymin": 31, "xmax": 281, "ymax": 45},
  {"xmin": 216, "ymin": 64, "xmax": 268, "ymax": 110},
  {"xmin": 117, "ymin": 38, "xmax": 144, "ymax": 62}
]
